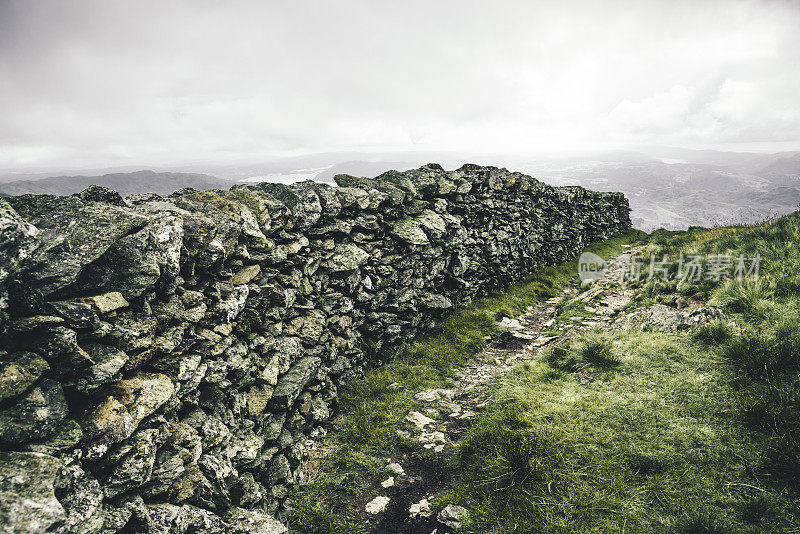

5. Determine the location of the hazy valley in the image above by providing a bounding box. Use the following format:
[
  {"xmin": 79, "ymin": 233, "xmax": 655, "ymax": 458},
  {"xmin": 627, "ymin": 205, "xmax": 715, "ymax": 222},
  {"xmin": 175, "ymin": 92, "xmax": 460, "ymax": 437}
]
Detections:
[{"xmin": 2, "ymin": 148, "xmax": 798, "ymax": 232}]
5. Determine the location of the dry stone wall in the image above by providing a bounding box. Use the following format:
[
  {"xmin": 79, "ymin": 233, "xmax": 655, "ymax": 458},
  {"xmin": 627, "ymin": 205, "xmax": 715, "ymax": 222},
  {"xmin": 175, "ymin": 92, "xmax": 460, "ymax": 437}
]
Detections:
[{"xmin": 0, "ymin": 164, "xmax": 630, "ymax": 533}]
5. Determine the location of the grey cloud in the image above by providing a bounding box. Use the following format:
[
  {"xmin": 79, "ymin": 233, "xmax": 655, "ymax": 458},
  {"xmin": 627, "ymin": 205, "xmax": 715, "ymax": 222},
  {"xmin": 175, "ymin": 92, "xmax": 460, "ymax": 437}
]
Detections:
[{"xmin": 1, "ymin": 0, "xmax": 799, "ymax": 169}]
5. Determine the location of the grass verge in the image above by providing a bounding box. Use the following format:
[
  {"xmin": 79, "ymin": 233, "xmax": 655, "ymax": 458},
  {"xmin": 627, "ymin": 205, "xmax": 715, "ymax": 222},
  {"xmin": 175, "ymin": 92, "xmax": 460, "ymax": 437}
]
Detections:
[
  {"xmin": 286, "ymin": 229, "xmax": 645, "ymax": 532},
  {"xmin": 446, "ymin": 329, "xmax": 800, "ymax": 533}
]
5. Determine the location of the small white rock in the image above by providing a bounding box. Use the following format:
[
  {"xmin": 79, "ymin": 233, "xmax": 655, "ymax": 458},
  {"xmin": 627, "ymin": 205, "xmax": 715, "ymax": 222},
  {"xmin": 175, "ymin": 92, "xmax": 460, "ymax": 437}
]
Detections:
[
  {"xmin": 365, "ymin": 496, "xmax": 391, "ymax": 515},
  {"xmin": 409, "ymin": 498, "xmax": 432, "ymax": 518},
  {"xmin": 414, "ymin": 389, "xmax": 440, "ymax": 402},
  {"xmin": 437, "ymin": 504, "xmax": 469, "ymax": 528},
  {"xmin": 381, "ymin": 477, "xmax": 395, "ymax": 488},
  {"xmin": 387, "ymin": 462, "xmax": 405, "ymax": 475},
  {"xmin": 497, "ymin": 317, "xmax": 524, "ymax": 332},
  {"xmin": 406, "ymin": 411, "xmax": 435, "ymax": 429}
]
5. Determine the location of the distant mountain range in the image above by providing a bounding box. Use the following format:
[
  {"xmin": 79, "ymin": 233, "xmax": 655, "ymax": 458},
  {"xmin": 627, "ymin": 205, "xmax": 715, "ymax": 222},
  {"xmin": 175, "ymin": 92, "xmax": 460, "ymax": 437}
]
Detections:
[
  {"xmin": 1, "ymin": 148, "xmax": 798, "ymax": 231},
  {"xmin": 0, "ymin": 170, "xmax": 234, "ymax": 197},
  {"xmin": 518, "ymin": 151, "xmax": 800, "ymax": 231}
]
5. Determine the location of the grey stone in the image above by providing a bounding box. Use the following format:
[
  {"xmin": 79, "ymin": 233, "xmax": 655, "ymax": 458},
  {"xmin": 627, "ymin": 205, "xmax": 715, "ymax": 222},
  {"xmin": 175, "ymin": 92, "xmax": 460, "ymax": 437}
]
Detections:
[
  {"xmin": 390, "ymin": 217, "xmax": 429, "ymax": 245},
  {"xmin": 106, "ymin": 372, "xmax": 176, "ymax": 426},
  {"xmin": 232, "ymin": 264, "xmax": 261, "ymax": 285},
  {"xmin": 327, "ymin": 243, "xmax": 370, "ymax": 272},
  {"xmin": 30, "ymin": 326, "xmax": 94, "ymax": 377},
  {"xmin": 0, "ymin": 352, "xmax": 49, "ymax": 403},
  {"xmin": 74, "ymin": 343, "xmax": 128, "ymax": 391},
  {"xmin": 78, "ymin": 396, "xmax": 136, "ymax": 457},
  {"xmin": 6, "ymin": 194, "xmax": 149, "ymax": 297},
  {"xmin": 0, "ymin": 379, "xmax": 67, "ymax": 445},
  {"xmin": 83, "ymin": 292, "xmax": 129, "ymax": 314},
  {"xmin": 23, "ymin": 418, "xmax": 83, "ymax": 455},
  {"xmin": 0, "ymin": 452, "xmax": 66, "ymax": 534},
  {"xmin": 75, "ymin": 185, "xmax": 127, "ymax": 206},
  {"xmin": 47, "ymin": 299, "xmax": 98, "ymax": 328},
  {"xmin": 102, "ymin": 428, "xmax": 160, "ymax": 497},
  {"xmin": 420, "ymin": 293, "xmax": 453, "ymax": 309},
  {"xmin": 226, "ymin": 507, "xmax": 287, "ymax": 534},
  {"xmin": 54, "ymin": 464, "xmax": 105, "ymax": 534},
  {"xmin": 0, "ymin": 198, "xmax": 39, "ymax": 288},
  {"xmin": 268, "ymin": 356, "xmax": 322, "ymax": 410},
  {"xmin": 437, "ymin": 504, "xmax": 470, "ymax": 529}
]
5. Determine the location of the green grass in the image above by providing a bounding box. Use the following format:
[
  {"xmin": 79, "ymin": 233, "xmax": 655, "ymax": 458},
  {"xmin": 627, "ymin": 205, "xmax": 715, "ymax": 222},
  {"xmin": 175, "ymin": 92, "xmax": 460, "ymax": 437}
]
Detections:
[
  {"xmin": 439, "ymin": 214, "xmax": 800, "ymax": 533},
  {"xmin": 710, "ymin": 278, "xmax": 774, "ymax": 313},
  {"xmin": 639, "ymin": 213, "xmax": 800, "ymax": 488},
  {"xmin": 575, "ymin": 331, "xmax": 621, "ymax": 369},
  {"xmin": 287, "ymin": 477, "xmax": 367, "ymax": 534},
  {"xmin": 287, "ymin": 230, "xmax": 644, "ymax": 533},
  {"xmin": 446, "ymin": 331, "xmax": 800, "ymax": 533},
  {"xmin": 692, "ymin": 319, "xmax": 732, "ymax": 346},
  {"xmin": 544, "ymin": 330, "xmax": 621, "ymax": 372},
  {"xmin": 290, "ymin": 213, "xmax": 800, "ymax": 533}
]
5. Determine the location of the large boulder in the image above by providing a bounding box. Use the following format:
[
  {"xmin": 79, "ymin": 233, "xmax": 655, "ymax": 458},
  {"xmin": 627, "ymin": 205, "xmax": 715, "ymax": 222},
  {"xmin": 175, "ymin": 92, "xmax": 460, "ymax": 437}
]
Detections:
[
  {"xmin": 258, "ymin": 182, "xmax": 321, "ymax": 230},
  {"xmin": 5, "ymin": 194, "xmax": 149, "ymax": 299},
  {"xmin": 0, "ymin": 198, "xmax": 39, "ymax": 287}
]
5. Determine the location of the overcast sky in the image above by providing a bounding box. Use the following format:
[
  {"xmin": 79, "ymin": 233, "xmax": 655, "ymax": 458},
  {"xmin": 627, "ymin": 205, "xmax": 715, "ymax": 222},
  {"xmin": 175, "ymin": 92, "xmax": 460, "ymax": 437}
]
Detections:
[{"xmin": 1, "ymin": 0, "xmax": 799, "ymax": 170}]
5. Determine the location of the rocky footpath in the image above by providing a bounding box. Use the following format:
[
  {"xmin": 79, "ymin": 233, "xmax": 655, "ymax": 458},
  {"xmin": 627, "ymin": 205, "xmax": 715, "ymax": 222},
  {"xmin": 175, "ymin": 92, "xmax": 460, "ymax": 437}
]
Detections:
[
  {"xmin": 343, "ymin": 246, "xmax": 725, "ymax": 533},
  {"xmin": 0, "ymin": 164, "xmax": 629, "ymax": 533}
]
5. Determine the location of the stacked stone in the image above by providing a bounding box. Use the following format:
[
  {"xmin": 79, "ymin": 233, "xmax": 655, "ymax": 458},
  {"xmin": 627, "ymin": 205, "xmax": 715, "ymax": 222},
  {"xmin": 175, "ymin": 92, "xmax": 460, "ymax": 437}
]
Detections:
[{"xmin": 0, "ymin": 164, "xmax": 630, "ymax": 533}]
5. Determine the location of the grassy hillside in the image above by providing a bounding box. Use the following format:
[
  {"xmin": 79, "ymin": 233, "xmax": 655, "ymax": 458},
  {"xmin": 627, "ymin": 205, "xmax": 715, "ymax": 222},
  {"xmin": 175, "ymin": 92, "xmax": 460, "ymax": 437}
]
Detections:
[
  {"xmin": 288, "ymin": 213, "xmax": 800, "ymax": 533},
  {"xmin": 448, "ymin": 213, "xmax": 800, "ymax": 533}
]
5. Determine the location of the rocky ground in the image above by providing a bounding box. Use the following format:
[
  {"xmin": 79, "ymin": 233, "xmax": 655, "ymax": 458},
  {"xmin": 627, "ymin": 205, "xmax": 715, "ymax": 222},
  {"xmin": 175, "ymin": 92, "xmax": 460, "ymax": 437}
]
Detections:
[{"xmin": 297, "ymin": 245, "xmax": 724, "ymax": 533}]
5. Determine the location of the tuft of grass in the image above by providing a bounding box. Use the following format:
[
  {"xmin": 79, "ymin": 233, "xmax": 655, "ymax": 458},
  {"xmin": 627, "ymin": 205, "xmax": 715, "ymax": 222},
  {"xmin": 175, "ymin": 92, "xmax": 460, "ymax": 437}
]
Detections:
[
  {"xmin": 288, "ymin": 501, "xmax": 366, "ymax": 534},
  {"xmin": 545, "ymin": 344, "xmax": 582, "ymax": 373},
  {"xmin": 287, "ymin": 478, "xmax": 367, "ymax": 534},
  {"xmin": 736, "ymin": 494, "xmax": 779, "ymax": 526},
  {"xmin": 711, "ymin": 278, "xmax": 774, "ymax": 316},
  {"xmin": 625, "ymin": 451, "xmax": 668, "ymax": 475},
  {"xmin": 576, "ymin": 333, "xmax": 621, "ymax": 369},
  {"xmin": 722, "ymin": 326, "xmax": 800, "ymax": 379},
  {"xmin": 692, "ymin": 319, "xmax": 732, "ymax": 346},
  {"xmin": 544, "ymin": 330, "xmax": 621, "ymax": 372},
  {"xmin": 670, "ymin": 509, "xmax": 734, "ymax": 534}
]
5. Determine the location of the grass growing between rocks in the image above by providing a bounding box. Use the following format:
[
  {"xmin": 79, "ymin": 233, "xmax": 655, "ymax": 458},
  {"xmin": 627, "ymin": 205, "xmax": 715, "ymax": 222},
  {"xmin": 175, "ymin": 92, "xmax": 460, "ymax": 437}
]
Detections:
[{"xmin": 286, "ymin": 230, "xmax": 644, "ymax": 533}]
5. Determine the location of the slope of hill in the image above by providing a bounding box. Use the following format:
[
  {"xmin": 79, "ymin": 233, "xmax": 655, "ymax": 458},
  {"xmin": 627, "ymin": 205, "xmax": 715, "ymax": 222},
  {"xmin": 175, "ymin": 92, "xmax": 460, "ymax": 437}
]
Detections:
[
  {"xmin": 0, "ymin": 170, "xmax": 235, "ymax": 197},
  {"xmin": 288, "ymin": 214, "xmax": 800, "ymax": 533}
]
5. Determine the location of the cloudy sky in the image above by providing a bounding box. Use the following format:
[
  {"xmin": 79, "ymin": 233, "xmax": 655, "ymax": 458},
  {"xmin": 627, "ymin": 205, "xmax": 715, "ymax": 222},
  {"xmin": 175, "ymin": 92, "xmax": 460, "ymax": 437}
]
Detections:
[{"xmin": 1, "ymin": 0, "xmax": 799, "ymax": 170}]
